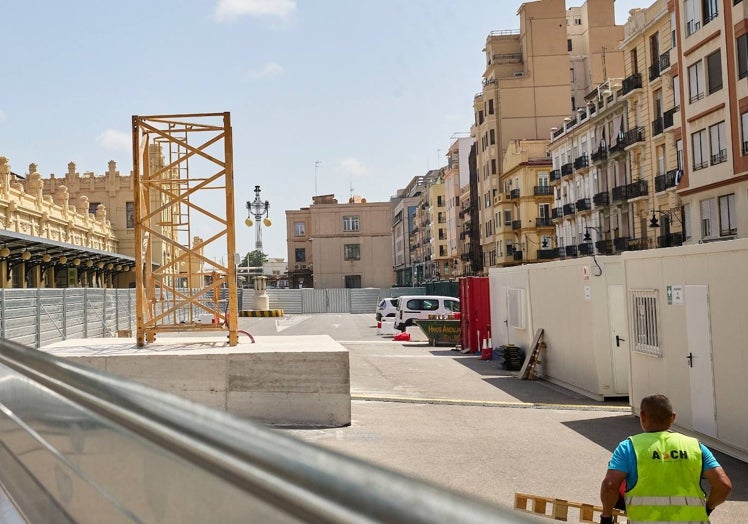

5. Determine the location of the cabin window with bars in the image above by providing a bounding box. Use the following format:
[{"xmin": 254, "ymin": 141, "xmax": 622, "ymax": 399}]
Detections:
[{"xmin": 630, "ymin": 289, "xmax": 661, "ymax": 357}]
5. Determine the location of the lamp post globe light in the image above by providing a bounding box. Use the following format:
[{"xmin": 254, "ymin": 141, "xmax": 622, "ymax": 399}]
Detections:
[{"xmin": 245, "ymin": 185, "xmax": 271, "ymax": 251}]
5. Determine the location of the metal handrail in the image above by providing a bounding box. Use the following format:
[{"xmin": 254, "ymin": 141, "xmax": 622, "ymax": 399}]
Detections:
[{"xmin": 0, "ymin": 339, "xmax": 541, "ymax": 523}]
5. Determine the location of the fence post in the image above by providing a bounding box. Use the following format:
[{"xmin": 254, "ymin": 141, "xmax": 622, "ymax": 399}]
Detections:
[
  {"xmin": 62, "ymin": 288, "xmax": 67, "ymax": 340},
  {"xmin": 83, "ymin": 287, "xmax": 88, "ymax": 339},
  {"xmin": 36, "ymin": 287, "xmax": 41, "ymax": 349},
  {"xmin": 103, "ymin": 287, "xmax": 107, "ymax": 336},
  {"xmin": 0, "ymin": 288, "xmax": 4, "ymax": 339}
]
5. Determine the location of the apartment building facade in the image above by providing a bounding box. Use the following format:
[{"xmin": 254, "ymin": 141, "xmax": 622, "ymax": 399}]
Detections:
[
  {"xmin": 391, "ymin": 176, "xmax": 426, "ymax": 286},
  {"xmin": 472, "ymin": 0, "xmax": 624, "ymax": 272},
  {"xmin": 444, "ymin": 137, "xmax": 475, "ymax": 277},
  {"xmin": 672, "ymin": 0, "xmax": 748, "ymax": 241},
  {"xmin": 285, "ymin": 194, "xmax": 394, "ymax": 289},
  {"xmin": 495, "ymin": 139, "xmax": 555, "ymax": 264}
]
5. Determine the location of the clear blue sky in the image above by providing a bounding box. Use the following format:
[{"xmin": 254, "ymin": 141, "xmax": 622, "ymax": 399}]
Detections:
[{"xmin": 0, "ymin": 0, "xmax": 644, "ymax": 261}]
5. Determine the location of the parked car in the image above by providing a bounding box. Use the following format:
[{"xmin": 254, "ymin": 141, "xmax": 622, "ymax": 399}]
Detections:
[
  {"xmin": 395, "ymin": 295, "xmax": 460, "ymax": 331},
  {"xmin": 375, "ymin": 298, "xmax": 399, "ymax": 321}
]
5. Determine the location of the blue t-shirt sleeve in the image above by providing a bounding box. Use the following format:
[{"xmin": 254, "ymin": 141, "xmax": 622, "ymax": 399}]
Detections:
[
  {"xmin": 608, "ymin": 439, "xmax": 638, "ymax": 487},
  {"xmin": 701, "ymin": 443, "xmax": 720, "ymax": 472}
]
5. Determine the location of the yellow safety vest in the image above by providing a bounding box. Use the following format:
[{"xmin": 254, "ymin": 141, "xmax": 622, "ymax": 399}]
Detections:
[{"xmin": 626, "ymin": 431, "xmax": 708, "ymax": 523}]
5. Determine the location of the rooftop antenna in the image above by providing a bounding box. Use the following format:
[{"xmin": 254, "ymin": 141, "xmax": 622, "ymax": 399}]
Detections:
[
  {"xmin": 602, "ymin": 46, "xmax": 607, "ymax": 79},
  {"xmin": 314, "ymin": 160, "xmax": 321, "ymax": 195},
  {"xmin": 349, "ymin": 174, "xmax": 354, "ymax": 200}
]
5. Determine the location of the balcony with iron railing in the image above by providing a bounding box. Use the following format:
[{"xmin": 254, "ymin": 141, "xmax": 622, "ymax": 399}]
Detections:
[
  {"xmin": 626, "ymin": 179, "xmax": 648, "ymax": 199},
  {"xmin": 663, "ymin": 106, "xmax": 678, "ymax": 129},
  {"xmin": 651, "ymin": 117, "xmax": 664, "ymax": 137},
  {"xmin": 550, "ymin": 169, "xmax": 562, "ymax": 182},
  {"xmin": 510, "ymin": 188, "xmax": 521, "ymax": 199},
  {"xmin": 657, "ymin": 232, "xmax": 684, "ymax": 248},
  {"xmin": 608, "ymin": 137, "xmax": 626, "ymax": 155},
  {"xmin": 660, "ymin": 50, "xmax": 671, "ymax": 72},
  {"xmin": 596, "ymin": 239, "xmax": 613, "ymax": 255},
  {"xmin": 622, "ymin": 126, "xmax": 645, "ymax": 148},
  {"xmin": 552, "ymin": 127, "xmax": 564, "ymax": 139},
  {"xmin": 575, "ymin": 198, "xmax": 592, "ymax": 212},
  {"xmin": 534, "ymin": 185, "xmax": 553, "ymax": 196},
  {"xmin": 537, "ymin": 249, "xmax": 558, "ymax": 260},
  {"xmin": 535, "ymin": 217, "xmax": 553, "ymax": 227},
  {"xmin": 562, "ymin": 203, "xmax": 576, "ymax": 216},
  {"xmin": 513, "ymin": 251, "xmax": 523, "ymax": 262},
  {"xmin": 620, "ymin": 72, "xmax": 642, "ymax": 97},
  {"xmin": 593, "ymin": 191, "xmax": 610, "ymax": 207},
  {"xmin": 591, "ymin": 147, "xmax": 608, "ymax": 162},
  {"xmin": 655, "ymin": 169, "xmax": 679, "ymax": 192},
  {"xmin": 648, "ymin": 61, "xmax": 661, "ymax": 82},
  {"xmin": 565, "ymin": 245, "xmax": 578, "ymax": 257},
  {"xmin": 611, "ymin": 184, "xmax": 627, "ymax": 202},
  {"xmin": 613, "ymin": 236, "xmax": 631, "ymax": 251},
  {"xmin": 511, "ymin": 220, "xmax": 522, "ymax": 230},
  {"xmin": 551, "ymin": 207, "xmax": 564, "ymax": 220},
  {"xmin": 561, "ymin": 163, "xmax": 573, "ymax": 176},
  {"xmin": 574, "ymin": 154, "xmax": 589, "ymax": 170},
  {"xmin": 578, "ymin": 242, "xmax": 594, "ymax": 256}
]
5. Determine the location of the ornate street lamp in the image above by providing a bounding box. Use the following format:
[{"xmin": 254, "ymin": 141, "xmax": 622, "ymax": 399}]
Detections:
[{"xmin": 245, "ymin": 185, "xmax": 271, "ymax": 250}]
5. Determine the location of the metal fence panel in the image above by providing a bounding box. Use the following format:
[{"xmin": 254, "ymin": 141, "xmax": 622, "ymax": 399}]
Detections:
[
  {"xmin": 65, "ymin": 289, "xmax": 87, "ymax": 340},
  {"xmin": 2, "ymin": 290, "xmax": 38, "ymax": 347},
  {"xmin": 85, "ymin": 289, "xmax": 107, "ymax": 338},
  {"xmin": 39, "ymin": 289, "xmax": 66, "ymax": 347},
  {"xmin": 267, "ymin": 289, "xmax": 302, "ymax": 314},
  {"xmin": 350, "ymin": 289, "xmax": 381, "ymax": 314},
  {"xmin": 104, "ymin": 290, "xmax": 117, "ymax": 337},
  {"xmin": 302, "ymin": 289, "xmax": 350, "ymax": 314}
]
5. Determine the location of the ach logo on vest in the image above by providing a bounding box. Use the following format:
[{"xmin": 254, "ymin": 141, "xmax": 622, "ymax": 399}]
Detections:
[{"xmin": 651, "ymin": 449, "xmax": 689, "ymax": 460}]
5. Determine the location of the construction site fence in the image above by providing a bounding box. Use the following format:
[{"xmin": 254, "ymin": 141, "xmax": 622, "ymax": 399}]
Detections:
[
  {"xmin": 0, "ymin": 337, "xmax": 543, "ymax": 523},
  {"xmin": 0, "ymin": 286, "xmax": 455, "ymax": 349}
]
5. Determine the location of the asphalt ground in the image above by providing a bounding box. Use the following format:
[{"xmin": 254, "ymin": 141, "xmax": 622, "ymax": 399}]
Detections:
[{"xmin": 236, "ymin": 313, "xmax": 747, "ymax": 523}]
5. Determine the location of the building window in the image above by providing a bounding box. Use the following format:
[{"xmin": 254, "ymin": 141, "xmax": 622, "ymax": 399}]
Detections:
[
  {"xmin": 706, "ymin": 50, "xmax": 722, "ymax": 94},
  {"xmin": 294, "ymin": 221, "xmax": 305, "ymax": 236},
  {"xmin": 742, "ymin": 112, "xmax": 748, "ymax": 155},
  {"xmin": 672, "ymin": 74, "xmax": 680, "ymax": 108},
  {"xmin": 676, "ymin": 139, "xmax": 683, "ymax": 170},
  {"xmin": 574, "ymin": 17, "xmax": 582, "ymax": 25},
  {"xmin": 491, "ymin": 159, "xmax": 497, "ymax": 174},
  {"xmin": 88, "ymin": 202, "xmax": 100, "ymax": 216},
  {"xmin": 739, "ymin": 34, "xmax": 748, "ymax": 80},
  {"xmin": 688, "ymin": 61, "xmax": 704, "ymax": 102},
  {"xmin": 343, "ymin": 215, "xmax": 359, "ymax": 232},
  {"xmin": 126, "ymin": 201, "xmax": 135, "ymax": 229},
  {"xmin": 682, "ymin": 202, "xmax": 691, "ymax": 240},
  {"xmin": 344, "ymin": 243, "xmax": 360, "ymax": 260},
  {"xmin": 718, "ymin": 194, "xmax": 737, "ymax": 236},
  {"xmin": 488, "ymin": 99, "xmax": 494, "ymax": 114},
  {"xmin": 691, "ymin": 129, "xmax": 708, "ymax": 170},
  {"xmin": 344, "ymin": 275, "xmax": 362, "ymax": 288},
  {"xmin": 504, "ymin": 209, "xmax": 512, "ymax": 226},
  {"xmin": 702, "ymin": 0, "xmax": 718, "ymax": 25},
  {"xmin": 567, "ymin": 39, "xmax": 572, "ymax": 52},
  {"xmin": 684, "ymin": 0, "xmax": 700, "ymax": 36},
  {"xmin": 295, "ymin": 248, "xmax": 306, "ymax": 262},
  {"xmin": 671, "ymin": 12, "xmax": 677, "ymax": 47},
  {"xmin": 630, "ymin": 289, "xmax": 662, "ymax": 357},
  {"xmin": 709, "ymin": 121, "xmax": 726, "ymax": 165},
  {"xmin": 700, "ymin": 198, "xmax": 717, "ymax": 237}
]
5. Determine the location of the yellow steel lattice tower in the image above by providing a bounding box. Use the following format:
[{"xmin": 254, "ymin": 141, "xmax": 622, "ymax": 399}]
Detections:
[{"xmin": 132, "ymin": 112, "xmax": 238, "ymax": 347}]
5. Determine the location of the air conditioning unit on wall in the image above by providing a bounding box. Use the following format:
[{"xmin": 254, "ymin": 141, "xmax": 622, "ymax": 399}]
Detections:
[{"xmin": 513, "ymin": 71, "xmax": 525, "ymax": 77}]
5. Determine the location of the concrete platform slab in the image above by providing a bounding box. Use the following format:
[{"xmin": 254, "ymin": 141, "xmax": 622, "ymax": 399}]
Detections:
[{"xmin": 42, "ymin": 335, "xmax": 351, "ymax": 427}]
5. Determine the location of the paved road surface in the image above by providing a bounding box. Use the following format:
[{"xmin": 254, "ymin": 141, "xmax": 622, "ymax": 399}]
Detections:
[{"xmin": 237, "ymin": 314, "xmax": 747, "ymax": 522}]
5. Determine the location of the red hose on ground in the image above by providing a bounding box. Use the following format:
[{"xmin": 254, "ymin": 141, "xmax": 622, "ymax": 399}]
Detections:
[{"xmin": 237, "ymin": 330, "xmax": 255, "ymax": 343}]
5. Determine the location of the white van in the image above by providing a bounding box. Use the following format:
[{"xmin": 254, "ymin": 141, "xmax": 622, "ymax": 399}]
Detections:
[{"xmin": 395, "ymin": 295, "xmax": 460, "ymax": 331}]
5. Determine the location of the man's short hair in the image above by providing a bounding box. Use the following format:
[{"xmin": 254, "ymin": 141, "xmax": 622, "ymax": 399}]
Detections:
[{"xmin": 641, "ymin": 394, "xmax": 673, "ymax": 425}]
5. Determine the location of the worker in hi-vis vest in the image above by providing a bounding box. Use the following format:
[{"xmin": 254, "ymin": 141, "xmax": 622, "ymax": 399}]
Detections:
[{"xmin": 599, "ymin": 394, "xmax": 732, "ymax": 523}]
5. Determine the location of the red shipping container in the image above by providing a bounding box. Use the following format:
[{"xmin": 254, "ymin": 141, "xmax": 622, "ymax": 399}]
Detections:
[{"xmin": 459, "ymin": 276, "xmax": 491, "ymax": 354}]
